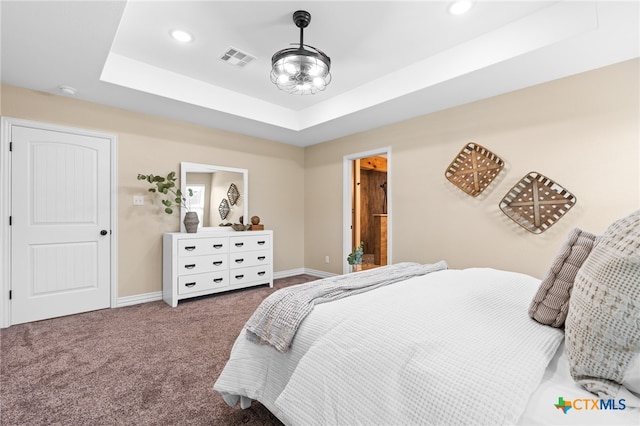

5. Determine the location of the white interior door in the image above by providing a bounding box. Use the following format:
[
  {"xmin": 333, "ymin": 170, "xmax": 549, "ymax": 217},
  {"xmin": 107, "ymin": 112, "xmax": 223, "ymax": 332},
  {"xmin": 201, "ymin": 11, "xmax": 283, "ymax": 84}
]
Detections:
[{"xmin": 10, "ymin": 124, "xmax": 112, "ymax": 324}]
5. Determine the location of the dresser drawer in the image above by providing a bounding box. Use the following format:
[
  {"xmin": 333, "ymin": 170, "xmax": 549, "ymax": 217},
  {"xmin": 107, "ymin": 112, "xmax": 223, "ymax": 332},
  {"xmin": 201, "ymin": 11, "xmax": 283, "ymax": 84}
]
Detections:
[
  {"xmin": 178, "ymin": 254, "xmax": 227, "ymax": 275},
  {"xmin": 178, "ymin": 237, "xmax": 228, "ymax": 256},
  {"xmin": 229, "ymin": 265, "xmax": 272, "ymax": 286},
  {"xmin": 178, "ymin": 271, "xmax": 229, "ymax": 295},
  {"xmin": 229, "ymin": 234, "xmax": 271, "ymax": 252},
  {"xmin": 229, "ymin": 250, "xmax": 270, "ymax": 269}
]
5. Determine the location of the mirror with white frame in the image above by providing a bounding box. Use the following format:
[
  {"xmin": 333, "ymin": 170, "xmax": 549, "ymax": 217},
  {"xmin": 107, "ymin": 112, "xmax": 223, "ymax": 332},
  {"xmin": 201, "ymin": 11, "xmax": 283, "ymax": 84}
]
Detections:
[{"xmin": 180, "ymin": 162, "xmax": 248, "ymax": 232}]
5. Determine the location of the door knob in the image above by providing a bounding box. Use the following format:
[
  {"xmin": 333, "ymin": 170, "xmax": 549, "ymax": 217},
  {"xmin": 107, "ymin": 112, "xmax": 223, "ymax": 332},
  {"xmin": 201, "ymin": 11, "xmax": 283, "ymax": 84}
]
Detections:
[{"xmin": 100, "ymin": 230, "xmax": 108, "ymax": 236}]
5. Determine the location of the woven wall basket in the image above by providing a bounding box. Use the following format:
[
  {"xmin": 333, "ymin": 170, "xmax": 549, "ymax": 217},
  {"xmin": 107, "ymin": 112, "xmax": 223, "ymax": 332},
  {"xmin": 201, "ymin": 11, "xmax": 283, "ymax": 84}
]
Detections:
[
  {"xmin": 499, "ymin": 171, "xmax": 576, "ymax": 234},
  {"xmin": 445, "ymin": 142, "xmax": 504, "ymax": 197}
]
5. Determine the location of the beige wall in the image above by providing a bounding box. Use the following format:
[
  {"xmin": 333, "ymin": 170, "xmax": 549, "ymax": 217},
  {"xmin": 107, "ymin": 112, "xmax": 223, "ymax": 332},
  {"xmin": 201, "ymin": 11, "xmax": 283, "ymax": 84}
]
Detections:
[
  {"xmin": 1, "ymin": 85, "xmax": 305, "ymax": 297},
  {"xmin": 1, "ymin": 59, "xmax": 638, "ymax": 299},
  {"xmin": 305, "ymin": 59, "xmax": 640, "ymax": 278}
]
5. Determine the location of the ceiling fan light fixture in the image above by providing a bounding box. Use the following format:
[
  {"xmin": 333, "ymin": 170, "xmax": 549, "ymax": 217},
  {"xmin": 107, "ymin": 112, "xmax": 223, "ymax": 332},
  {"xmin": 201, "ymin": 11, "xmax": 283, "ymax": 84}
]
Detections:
[{"xmin": 270, "ymin": 10, "xmax": 331, "ymax": 95}]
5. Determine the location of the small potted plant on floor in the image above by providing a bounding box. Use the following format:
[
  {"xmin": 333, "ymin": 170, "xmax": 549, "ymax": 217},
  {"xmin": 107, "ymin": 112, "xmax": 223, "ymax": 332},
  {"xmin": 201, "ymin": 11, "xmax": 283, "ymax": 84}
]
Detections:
[
  {"xmin": 347, "ymin": 241, "xmax": 364, "ymax": 272},
  {"xmin": 137, "ymin": 171, "xmax": 197, "ymax": 232}
]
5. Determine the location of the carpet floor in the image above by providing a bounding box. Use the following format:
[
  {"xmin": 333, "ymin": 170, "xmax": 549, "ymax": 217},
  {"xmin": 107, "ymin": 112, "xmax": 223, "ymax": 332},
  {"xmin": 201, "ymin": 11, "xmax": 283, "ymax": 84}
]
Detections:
[{"xmin": 0, "ymin": 275, "xmax": 318, "ymax": 425}]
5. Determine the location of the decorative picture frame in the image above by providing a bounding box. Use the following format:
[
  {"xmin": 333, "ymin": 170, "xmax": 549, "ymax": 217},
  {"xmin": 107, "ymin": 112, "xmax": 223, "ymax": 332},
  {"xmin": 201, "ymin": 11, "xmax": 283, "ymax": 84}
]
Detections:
[
  {"xmin": 499, "ymin": 171, "xmax": 576, "ymax": 234},
  {"xmin": 445, "ymin": 142, "xmax": 504, "ymax": 197}
]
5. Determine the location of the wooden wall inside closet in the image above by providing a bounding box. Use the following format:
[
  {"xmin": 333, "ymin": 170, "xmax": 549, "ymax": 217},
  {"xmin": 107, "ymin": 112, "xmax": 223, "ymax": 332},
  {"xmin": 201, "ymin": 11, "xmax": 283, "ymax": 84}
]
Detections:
[{"xmin": 358, "ymin": 156, "xmax": 387, "ymax": 265}]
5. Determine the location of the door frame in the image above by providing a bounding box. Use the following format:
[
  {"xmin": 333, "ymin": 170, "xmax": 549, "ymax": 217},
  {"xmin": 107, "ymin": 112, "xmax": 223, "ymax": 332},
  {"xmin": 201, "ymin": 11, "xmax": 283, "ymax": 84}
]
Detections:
[
  {"xmin": 0, "ymin": 117, "xmax": 119, "ymax": 328},
  {"xmin": 343, "ymin": 146, "xmax": 392, "ymax": 274}
]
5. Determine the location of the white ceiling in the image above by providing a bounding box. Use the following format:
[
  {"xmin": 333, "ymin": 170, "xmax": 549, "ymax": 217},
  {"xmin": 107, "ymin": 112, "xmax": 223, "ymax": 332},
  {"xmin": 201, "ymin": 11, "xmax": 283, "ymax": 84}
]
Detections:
[{"xmin": 1, "ymin": 1, "xmax": 638, "ymax": 147}]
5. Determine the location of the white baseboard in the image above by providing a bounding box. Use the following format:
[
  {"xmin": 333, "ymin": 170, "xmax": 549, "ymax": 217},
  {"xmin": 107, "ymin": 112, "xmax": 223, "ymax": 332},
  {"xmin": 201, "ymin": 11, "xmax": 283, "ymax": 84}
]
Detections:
[
  {"xmin": 273, "ymin": 268, "xmax": 306, "ymax": 279},
  {"xmin": 301, "ymin": 268, "xmax": 336, "ymax": 279},
  {"xmin": 115, "ymin": 268, "xmax": 338, "ymax": 308},
  {"xmin": 117, "ymin": 291, "xmax": 162, "ymax": 307},
  {"xmin": 274, "ymin": 268, "xmax": 337, "ymax": 279}
]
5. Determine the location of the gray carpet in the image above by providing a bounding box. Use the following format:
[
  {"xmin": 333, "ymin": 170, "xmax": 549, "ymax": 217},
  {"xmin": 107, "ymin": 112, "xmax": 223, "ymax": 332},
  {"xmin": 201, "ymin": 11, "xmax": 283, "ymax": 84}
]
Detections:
[{"xmin": 0, "ymin": 275, "xmax": 318, "ymax": 425}]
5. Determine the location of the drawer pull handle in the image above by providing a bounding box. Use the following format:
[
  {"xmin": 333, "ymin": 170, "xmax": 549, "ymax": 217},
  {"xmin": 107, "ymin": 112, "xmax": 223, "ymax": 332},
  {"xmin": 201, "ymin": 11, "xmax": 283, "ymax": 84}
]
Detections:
[
  {"xmin": 213, "ymin": 261, "xmax": 223, "ymax": 266},
  {"xmin": 235, "ymin": 242, "xmax": 244, "ymax": 247},
  {"xmin": 258, "ymin": 271, "xmax": 266, "ymax": 276},
  {"xmin": 213, "ymin": 244, "xmax": 223, "ymax": 249},
  {"xmin": 235, "ymin": 258, "xmax": 244, "ymax": 264},
  {"xmin": 184, "ymin": 246, "xmax": 196, "ymax": 251},
  {"xmin": 257, "ymin": 241, "xmax": 266, "ymax": 245},
  {"xmin": 185, "ymin": 282, "xmax": 196, "ymax": 288},
  {"xmin": 257, "ymin": 256, "xmax": 266, "ymax": 261},
  {"xmin": 235, "ymin": 274, "xmax": 244, "ymax": 280},
  {"xmin": 213, "ymin": 278, "xmax": 223, "ymax": 283},
  {"xmin": 184, "ymin": 264, "xmax": 196, "ymax": 269}
]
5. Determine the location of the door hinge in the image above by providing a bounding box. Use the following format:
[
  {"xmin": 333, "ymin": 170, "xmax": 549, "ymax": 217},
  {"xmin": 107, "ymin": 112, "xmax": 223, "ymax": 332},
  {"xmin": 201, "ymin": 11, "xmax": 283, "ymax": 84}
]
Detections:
[
  {"xmin": 9, "ymin": 290, "xmax": 12, "ymax": 300},
  {"xmin": 9, "ymin": 216, "xmax": 11, "ymax": 226},
  {"xmin": 9, "ymin": 141, "xmax": 12, "ymax": 152}
]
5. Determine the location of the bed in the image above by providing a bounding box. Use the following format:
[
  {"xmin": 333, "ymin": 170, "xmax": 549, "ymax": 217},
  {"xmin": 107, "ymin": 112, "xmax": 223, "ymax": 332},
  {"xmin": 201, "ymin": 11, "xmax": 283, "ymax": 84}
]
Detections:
[{"xmin": 214, "ymin": 211, "xmax": 640, "ymax": 425}]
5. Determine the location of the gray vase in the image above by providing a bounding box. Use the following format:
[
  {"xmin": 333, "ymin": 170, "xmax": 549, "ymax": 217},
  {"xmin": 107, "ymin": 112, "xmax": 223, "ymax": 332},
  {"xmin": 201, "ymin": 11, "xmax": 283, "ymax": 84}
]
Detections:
[{"xmin": 183, "ymin": 211, "xmax": 199, "ymax": 233}]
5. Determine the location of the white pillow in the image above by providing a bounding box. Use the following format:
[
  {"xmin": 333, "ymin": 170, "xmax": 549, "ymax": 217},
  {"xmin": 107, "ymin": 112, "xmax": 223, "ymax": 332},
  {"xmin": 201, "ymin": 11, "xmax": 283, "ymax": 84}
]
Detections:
[
  {"xmin": 622, "ymin": 353, "xmax": 640, "ymax": 395},
  {"xmin": 565, "ymin": 210, "xmax": 640, "ymax": 400}
]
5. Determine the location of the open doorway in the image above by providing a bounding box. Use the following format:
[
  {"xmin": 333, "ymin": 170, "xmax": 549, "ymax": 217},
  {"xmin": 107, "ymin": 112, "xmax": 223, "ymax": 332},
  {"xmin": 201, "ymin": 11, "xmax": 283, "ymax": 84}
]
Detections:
[{"xmin": 343, "ymin": 147, "xmax": 392, "ymax": 274}]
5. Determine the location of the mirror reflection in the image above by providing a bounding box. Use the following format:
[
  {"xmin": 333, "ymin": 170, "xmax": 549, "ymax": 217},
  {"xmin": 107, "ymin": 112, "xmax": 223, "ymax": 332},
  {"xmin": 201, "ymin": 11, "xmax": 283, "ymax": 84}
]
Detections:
[{"xmin": 180, "ymin": 162, "xmax": 248, "ymax": 232}]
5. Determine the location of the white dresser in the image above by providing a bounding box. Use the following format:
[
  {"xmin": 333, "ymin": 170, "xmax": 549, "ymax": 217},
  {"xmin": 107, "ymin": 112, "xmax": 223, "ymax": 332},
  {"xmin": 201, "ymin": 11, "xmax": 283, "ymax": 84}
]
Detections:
[{"xmin": 163, "ymin": 230, "xmax": 273, "ymax": 307}]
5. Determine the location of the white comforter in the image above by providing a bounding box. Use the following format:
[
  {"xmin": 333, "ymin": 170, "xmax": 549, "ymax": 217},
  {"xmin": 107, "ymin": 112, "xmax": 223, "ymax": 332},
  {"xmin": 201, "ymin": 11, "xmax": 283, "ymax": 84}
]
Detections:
[{"xmin": 215, "ymin": 268, "xmax": 565, "ymax": 425}]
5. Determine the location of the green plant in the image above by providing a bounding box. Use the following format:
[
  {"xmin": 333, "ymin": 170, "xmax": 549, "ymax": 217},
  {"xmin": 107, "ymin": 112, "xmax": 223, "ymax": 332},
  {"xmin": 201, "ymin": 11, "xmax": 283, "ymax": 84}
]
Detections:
[
  {"xmin": 347, "ymin": 241, "xmax": 364, "ymax": 265},
  {"xmin": 137, "ymin": 171, "xmax": 193, "ymax": 215}
]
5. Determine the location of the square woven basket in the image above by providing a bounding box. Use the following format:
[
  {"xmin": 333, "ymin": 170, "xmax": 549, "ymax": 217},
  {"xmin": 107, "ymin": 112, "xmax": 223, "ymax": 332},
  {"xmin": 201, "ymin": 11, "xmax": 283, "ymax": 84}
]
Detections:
[
  {"xmin": 499, "ymin": 171, "xmax": 576, "ymax": 234},
  {"xmin": 445, "ymin": 142, "xmax": 504, "ymax": 197}
]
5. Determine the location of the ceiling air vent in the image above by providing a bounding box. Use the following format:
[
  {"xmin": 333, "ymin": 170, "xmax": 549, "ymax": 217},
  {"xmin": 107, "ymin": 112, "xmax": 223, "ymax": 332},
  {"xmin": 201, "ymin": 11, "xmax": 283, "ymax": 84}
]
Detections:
[{"xmin": 220, "ymin": 47, "xmax": 256, "ymax": 67}]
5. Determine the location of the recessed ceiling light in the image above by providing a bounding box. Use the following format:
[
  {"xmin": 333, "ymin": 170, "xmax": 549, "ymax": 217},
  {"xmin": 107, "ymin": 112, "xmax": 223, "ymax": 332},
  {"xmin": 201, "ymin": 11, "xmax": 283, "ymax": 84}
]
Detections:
[
  {"xmin": 449, "ymin": 0, "xmax": 473, "ymax": 15},
  {"xmin": 170, "ymin": 29, "xmax": 193, "ymax": 43}
]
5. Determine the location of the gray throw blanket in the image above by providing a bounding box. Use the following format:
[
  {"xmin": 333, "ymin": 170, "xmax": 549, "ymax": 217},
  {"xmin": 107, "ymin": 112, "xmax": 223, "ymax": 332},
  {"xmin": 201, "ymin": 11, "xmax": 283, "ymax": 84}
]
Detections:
[{"xmin": 245, "ymin": 261, "xmax": 448, "ymax": 353}]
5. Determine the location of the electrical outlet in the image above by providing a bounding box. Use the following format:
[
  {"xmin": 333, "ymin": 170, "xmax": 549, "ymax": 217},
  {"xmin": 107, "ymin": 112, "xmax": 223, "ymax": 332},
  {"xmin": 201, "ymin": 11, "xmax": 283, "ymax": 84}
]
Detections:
[
  {"xmin": 325, "ymin": 255, "xmax": 330, "ymax": 264},
  {"xmin": 133, "ymin": 195, "xmax": 144, "ymax": 206}
]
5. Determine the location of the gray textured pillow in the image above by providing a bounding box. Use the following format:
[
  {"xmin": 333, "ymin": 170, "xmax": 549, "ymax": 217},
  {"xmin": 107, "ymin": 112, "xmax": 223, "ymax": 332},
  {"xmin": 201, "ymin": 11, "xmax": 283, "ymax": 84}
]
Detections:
[
  {"xmin": 529, "ymin": 228, "xmax": 598, "ymax": 328},
  {"xmin": 565, "ymin": 210, "xmax": 640, "ymax": 400}
]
